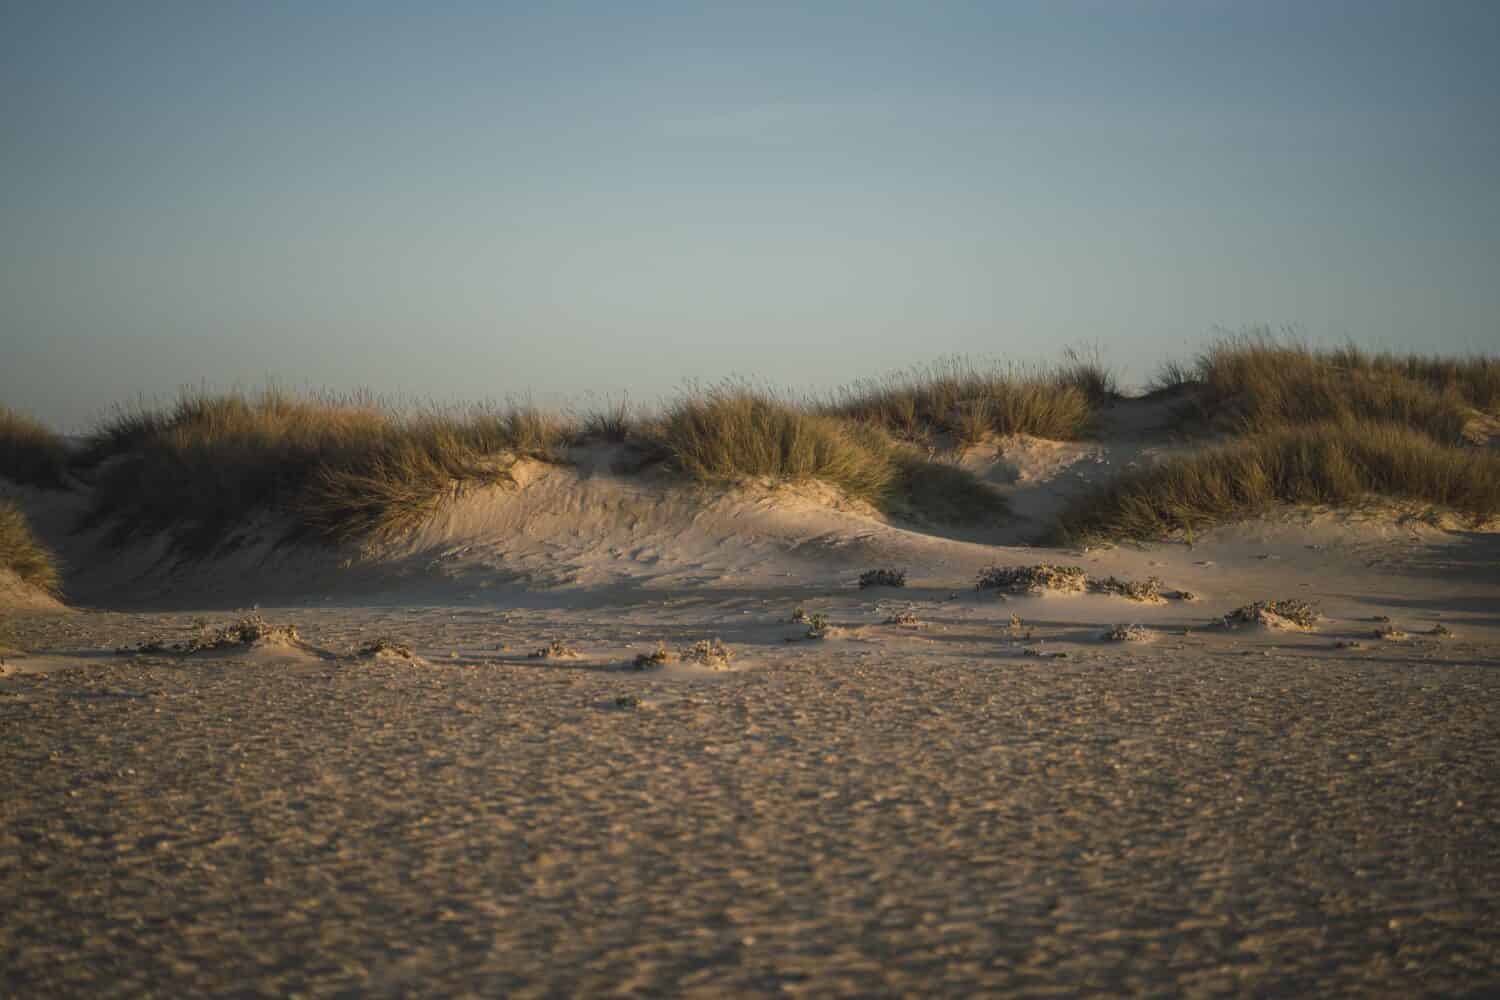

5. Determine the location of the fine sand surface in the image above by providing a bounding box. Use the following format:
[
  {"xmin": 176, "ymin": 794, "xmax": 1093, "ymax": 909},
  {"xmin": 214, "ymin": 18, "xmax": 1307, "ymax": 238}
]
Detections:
[{"xmin": 3, "ymin": 404, "xmax": 1499, "ymax": 996}]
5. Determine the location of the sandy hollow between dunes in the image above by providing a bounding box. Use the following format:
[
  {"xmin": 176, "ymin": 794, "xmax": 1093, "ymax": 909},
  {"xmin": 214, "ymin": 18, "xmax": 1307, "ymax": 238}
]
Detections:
[{"xmin": 2, "ymin": 413, "xmax": 1499, "ymax": 996}]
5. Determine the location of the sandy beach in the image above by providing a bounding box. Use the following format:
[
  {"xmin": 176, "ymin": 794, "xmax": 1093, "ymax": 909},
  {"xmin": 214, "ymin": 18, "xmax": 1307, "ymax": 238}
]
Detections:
[{"xmin": 4, "ymin": 411, "xmax": 1499, "ymax": 995}]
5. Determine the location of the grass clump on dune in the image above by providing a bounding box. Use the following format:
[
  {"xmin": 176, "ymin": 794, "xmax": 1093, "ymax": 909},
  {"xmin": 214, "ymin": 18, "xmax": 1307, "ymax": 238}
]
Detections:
[
  {"xmin": 78, "ymin": 389, "xmax": 576, "ymax": 551},
  {"xmin": 1054, "ymin": 422, "xmax": 1500, "ymax": 543},
  {"xmin": 822, "ymin": 357, "xmax": 1096, "ymax": 445},
  {"xmin": 0, "ymin": 406, "xmax": 70, "ymax": 489},
  {"xmin": 653, "ymin": 386, "xmax": 1008, "ymax": 524},
  {"xmin": 1179, "ymin": 332, "xmax": 1490, "ymax": 441},
  {"xmin": 0, "ymin": 500, "xmax": 61, "ymax": 596}
]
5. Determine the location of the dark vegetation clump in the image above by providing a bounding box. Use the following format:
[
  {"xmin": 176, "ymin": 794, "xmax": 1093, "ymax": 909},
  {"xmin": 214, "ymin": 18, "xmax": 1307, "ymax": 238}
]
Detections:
[
  {"xmin": 858, "ymin": 568, "xmax": 907, "ymax": 589},
  {"xmin": 0, "ymin": 500, "xmax": 61, "ymax": 596},
  {"xmin": 529, "ymin": 639, "xmax": 580, "ymax": 660},
  {"xmin": 0, "ymin": 406, "xmax": 71, "ymax": 489},
  {"xmin": 631, "ymin": 643, "xmax": 676, "ymax": 669}
]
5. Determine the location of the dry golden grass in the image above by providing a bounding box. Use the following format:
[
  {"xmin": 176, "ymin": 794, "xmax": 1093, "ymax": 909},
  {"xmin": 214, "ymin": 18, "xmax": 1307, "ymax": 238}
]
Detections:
[
  {"xmin": 0, "ymin": 500, "xmax": 61, "ymax": 596},
  {"xmin": 822, "ymin": 358, "xmax": 1095, "ymax": 444},
  {"xmin": 1181, "ymin": 332, "xmax": 1490, "ymax": 441},
  {"xmin": 652, "ymin": 386, "xmax": 1007, "ymax": 523},
  {"xmin": 657, "ymin": 387, "xmax": 897, "ymax": 501},
  {"xmin": 78, "ymin": 389, "xmax": 576, "ymax": 551},
  {"xmin": 0, "ymin": 406, "xmax": 70, "ymax": 489},
  {"xmin": 1054, "ymin": 422, "xmax": 1500, "ymax": 543}
]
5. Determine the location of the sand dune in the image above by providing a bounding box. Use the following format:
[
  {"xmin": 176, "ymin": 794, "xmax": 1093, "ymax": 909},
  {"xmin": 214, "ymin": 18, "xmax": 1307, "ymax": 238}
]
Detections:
[{"xmin": 3, "ymin": 395, "xmax": 1499, "ymax": 996}]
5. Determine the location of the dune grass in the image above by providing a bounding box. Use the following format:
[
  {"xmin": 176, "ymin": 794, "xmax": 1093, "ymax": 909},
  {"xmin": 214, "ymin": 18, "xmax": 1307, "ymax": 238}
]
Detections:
[
  {"xmin": 652, "ymin": 386, "xmax": 1008, "ymax": 522},
  {"xmin": 1054, "ymin": 422, "xmax": 1500, "ymax": 543},
  {"xmin": 77, "ymin": 390, "xmax": 577, "ymax": 550},
  {"xmin": 1178, "ymin": 333, "xmax": 1491, "ymax": 441},
  {"xmin": 821, "ymin": 358, "xmax": 1097, "ymax": 445},
  {"xmin": 0, "ymin": 406, "xmax": 70, "ymax": 489},
  {"xmin": 0, "ymin": 500, "xmax": 61, "ymax": 596}
]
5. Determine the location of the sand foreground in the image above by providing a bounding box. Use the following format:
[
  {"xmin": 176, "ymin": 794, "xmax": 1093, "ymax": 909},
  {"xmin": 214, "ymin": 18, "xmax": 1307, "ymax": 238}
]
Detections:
[{"xmin": 4, "ymin": 560, "xmax": 1499, "ymax": 996}]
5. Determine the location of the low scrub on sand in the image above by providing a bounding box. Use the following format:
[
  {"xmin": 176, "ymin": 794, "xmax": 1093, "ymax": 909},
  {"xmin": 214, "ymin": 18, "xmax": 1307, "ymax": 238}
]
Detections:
[
  {"xmin": 1054, "ymin": 422, "xmax": 1500, "ymax": 543},
  {"xmin": 1178, "ymin": 333, "xmax": 1494, "ymax": 441},
  {"xmin": 117, "ymin": 613, "xmax": 300, "ymax": 655},
  {"xmin": 76, "ymin": 389, "xmax": 575, "ymax": 550},
  {"xmin": 1222, "ymin": 600, "xmax": 1321, "ymax": 631},
  {"xmin": 0, "ymin": 500, "xmax": 61, "ymax": 596},
  {"xmin": 976, "ymin": 564, "xmax": 1191, "ymax": 601},
  {"xmin": 822, "ymin": 358, "xmax": 1096, "ymax": 445},
  {"xmin": 0, "ymin": 406, "xmax": 70, "ymax": 489},
  {"xmin": 653, "ymin": 387, "xmax": 1008, "ymax": 524},
  {"xmin": 858, "ymin": 568, "xmax": 906, "ymax": 589},
  {"xmin": 683, "ymin": 638, "xmax": 733, "ymax": 667}
]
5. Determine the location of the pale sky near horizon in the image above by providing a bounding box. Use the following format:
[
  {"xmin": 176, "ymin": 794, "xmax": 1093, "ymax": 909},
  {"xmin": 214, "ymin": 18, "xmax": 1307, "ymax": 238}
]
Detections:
[{"xmin": 3, "ymin": 1, "xmax": 1497, "ymax": 429}]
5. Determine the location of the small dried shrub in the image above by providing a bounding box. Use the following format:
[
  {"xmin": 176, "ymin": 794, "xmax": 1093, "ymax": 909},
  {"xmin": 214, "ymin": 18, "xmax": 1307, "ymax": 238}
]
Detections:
[
  {"xmin": 529, "ymin": 639, "xmax": 580, "ymax": 660},
  {"xmin": 1102, "ymin": 624, "xmax": 1153, "ymax": 642},
  {"xmin": 683, "ymin": 638, "xmax": 732, "ymax": 667},
  {"xmin": 357, "ymin": 637, "xmax": 415, "ymax": 659},
  {"xmin": 1089, "ymin": 575, "xmax": 1165, "ymax": 603},
  {"xmin": 631, "ymin": 643, "xmax": 677, "ymax": 670},
  {"xmin": 1222, "ymin": 600, "xmax": 1321, "ymax": 631},
  {"xmin": 117, "ymin": 613, "xmax": 299, "ymax": 655},
  {"xmin": 977, "ymin": 564, "xmax": 1087, "ymax": 594},
  {"xmin": 858, "ymin": 568, "xmax": 907, "ymax": 589}
]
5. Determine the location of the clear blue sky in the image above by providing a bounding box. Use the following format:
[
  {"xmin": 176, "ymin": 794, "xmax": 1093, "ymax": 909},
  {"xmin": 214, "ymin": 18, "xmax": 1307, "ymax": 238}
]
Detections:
[{"xmin": 3, "ymin": 1, "xmax": 1497, "ymax": 428}]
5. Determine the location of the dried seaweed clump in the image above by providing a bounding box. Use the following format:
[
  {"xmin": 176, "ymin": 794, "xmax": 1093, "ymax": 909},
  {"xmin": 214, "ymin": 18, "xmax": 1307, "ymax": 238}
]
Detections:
[
  {"xmin": 976, "ymin": 564, "xmax": 1087, "ymax": 594},
  {"xmin": 631, "ymin": 643, "xmax": 677, "ymax": 670},
  {"xmin": 529, "ymin": 639, "xmax": 581, "ymax": 660},
  {"xmin": 1222, "ymin": 600, "xmax": 1321, "ymax": 631},
  {"xmin": 858, "ymin": 568, "xmax": 907, "ymax": 589},
  {"xmin": 118, "ymin": 613, "xmax": 300, "ymax": 655},
  {"xmin": 684, "ymin": 638, "xmax": 732, "ymax": 668},
  {"xmin": 357, "ymin": 637, "xmax": 415, "ymax": 660},
  {"xmin": 1102, "ymin": 624, "xmax": 1153, "ymax": 642},
  {"xmin": 979, "ymin": 566, "xmax": 1194, "ymax": 602}
]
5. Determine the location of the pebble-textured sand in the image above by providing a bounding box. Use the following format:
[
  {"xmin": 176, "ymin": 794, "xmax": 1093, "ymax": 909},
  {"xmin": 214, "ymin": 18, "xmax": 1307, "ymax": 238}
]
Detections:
[{"xmin": 4, "ymin": 602, "xmax": 1498, "ymax": 997}]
